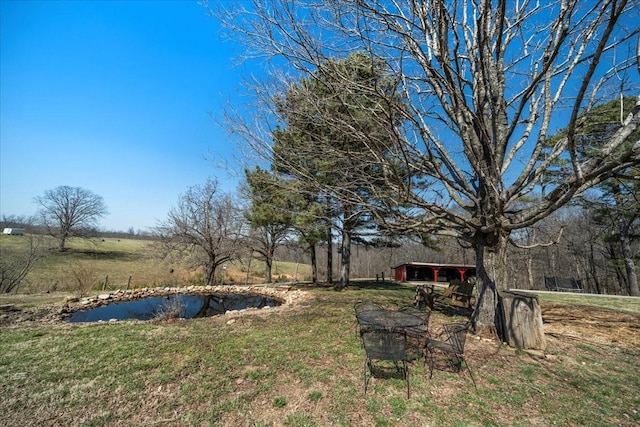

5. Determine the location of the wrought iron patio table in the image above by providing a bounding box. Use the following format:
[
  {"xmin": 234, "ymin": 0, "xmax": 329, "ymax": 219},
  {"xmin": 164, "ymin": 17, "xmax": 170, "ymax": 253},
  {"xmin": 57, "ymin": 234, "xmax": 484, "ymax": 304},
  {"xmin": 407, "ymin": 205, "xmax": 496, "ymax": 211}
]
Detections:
[{"xmin": 356, "ymin": 309, "xmax": 427, "ymax": 331}]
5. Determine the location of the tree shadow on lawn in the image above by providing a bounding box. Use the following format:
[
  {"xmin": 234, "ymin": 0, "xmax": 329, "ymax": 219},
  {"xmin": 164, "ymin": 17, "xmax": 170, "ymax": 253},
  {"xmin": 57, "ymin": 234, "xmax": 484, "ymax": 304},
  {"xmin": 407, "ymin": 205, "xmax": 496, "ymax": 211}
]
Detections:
[
  {"xmin": 294, "ymin": 279, "xmax": 411, "ymax": 292},
  {"xmin": 56, "ymin": 248, "xmax": 143, "ymax": 261}
]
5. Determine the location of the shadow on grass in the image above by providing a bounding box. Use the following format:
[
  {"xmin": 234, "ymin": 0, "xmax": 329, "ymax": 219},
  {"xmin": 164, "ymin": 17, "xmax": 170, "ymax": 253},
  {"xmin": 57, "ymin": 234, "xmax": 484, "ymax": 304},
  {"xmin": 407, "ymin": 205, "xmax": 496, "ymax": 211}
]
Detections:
[
  {"xmin": 431, "ymin": 302, "xmax": 474, "ymax": 318},
  {"xmin": 347, "ymin": 280, "xmax": 410, "ymax": 291},
  {"xmin": 54, "ymin": 249, "xmax": 144, "ymax": 261},
  {"xmin": 293, "ymin": 279, "xmax": 410, "ymax": 292}
]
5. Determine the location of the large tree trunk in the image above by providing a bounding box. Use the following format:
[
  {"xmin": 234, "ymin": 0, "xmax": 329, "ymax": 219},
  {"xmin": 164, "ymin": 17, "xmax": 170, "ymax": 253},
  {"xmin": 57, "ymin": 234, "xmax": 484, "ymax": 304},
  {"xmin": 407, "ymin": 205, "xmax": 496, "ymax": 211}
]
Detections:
[
  {"xmin": 262, "ymin": 235, "xmax": 276, "ymax": 283},
  {"xmin": 473, "ymin": 232, "xmax": 546, "ymax": 348},
  {"xmin": 619, "ymin": 218, "xmax": 639, "ymax": 296},
  {"xmin": 205, "ymin": 263, "xmax": 216, "ymax": 286},
  {"xmin": 526, "ymin": 250, "xmax": 534, "ymax": 289},
  {"xmin": 326, "ymin": 223, "xmax": 333, "ymax": 284},
  {"xmin": 309, "ymin": 242, "xmax": 318, "ymax": 284},
  {"xmin": 58, "ymin": 231, "xmax": 68, "ymax": 252},
  {"xmin": 609, "ymin": 244, "xmax": 626, "ymax": 295},
  {"xmin": 339, "ymin": 229, "xmax": 350, "ymax": 289},
  {"xmin": 265, "ymin": 257, "xmax": 273, "ymax": 284},
  {"xmin": 472, "ymin": 232, "xmax": 508, "ymax": 335},
  {"xmin": 588, "ymin": 239, "xmax": 603, "ymax": 294}
]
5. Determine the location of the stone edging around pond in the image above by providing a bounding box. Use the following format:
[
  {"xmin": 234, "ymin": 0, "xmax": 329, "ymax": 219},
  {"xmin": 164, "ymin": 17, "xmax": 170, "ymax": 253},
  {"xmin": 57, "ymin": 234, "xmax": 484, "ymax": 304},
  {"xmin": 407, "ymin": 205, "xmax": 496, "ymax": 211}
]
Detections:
[{"xmin": 59, "ymin": 285, "xmax": 308, "ymax": 322}]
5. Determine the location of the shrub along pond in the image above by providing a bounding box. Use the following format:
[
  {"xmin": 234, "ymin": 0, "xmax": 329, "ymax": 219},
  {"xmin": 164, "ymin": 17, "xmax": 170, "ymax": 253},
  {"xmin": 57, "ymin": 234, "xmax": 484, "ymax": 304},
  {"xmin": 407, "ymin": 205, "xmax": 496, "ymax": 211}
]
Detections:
[{"xmin": 68, "ymin": 291, "xmax": 283, "ymax": 323}]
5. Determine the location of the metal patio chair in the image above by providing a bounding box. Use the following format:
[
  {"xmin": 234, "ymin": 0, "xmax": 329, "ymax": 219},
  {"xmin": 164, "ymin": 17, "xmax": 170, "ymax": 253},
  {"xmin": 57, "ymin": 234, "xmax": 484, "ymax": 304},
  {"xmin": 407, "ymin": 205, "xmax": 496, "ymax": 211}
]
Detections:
[
  {"xmin": 361, "ymin": 327, "xmax": 411, "ymax": 398},
  {"xmin": 354, "ymin": 301, "xmax": 383, "ymax": 315},
  {"xmin": 354, "ymin": 301, "xmax": 384, "ymax": 337},
  {"xmin": 399, "ymin": 306, "xmax": 431, "ymax": 358},
  {"xmin": 425, "ymin": 322, "xmax": 476, "ymax": 388}
]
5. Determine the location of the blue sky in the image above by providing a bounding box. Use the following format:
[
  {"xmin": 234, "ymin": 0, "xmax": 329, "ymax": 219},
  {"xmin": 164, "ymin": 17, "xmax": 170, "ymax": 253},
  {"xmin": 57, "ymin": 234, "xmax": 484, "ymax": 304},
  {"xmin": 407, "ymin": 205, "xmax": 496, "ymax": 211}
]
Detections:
[{"xmin": 1, "ymin": 0, "xmax": 245, "ymax": 232}]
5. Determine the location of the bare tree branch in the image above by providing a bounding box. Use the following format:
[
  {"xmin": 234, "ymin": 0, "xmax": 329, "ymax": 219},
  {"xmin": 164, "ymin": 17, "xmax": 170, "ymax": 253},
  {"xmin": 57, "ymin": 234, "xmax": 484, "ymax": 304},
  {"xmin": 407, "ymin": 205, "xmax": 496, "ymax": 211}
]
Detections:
[{"xmin": 510, "ymin": 226, "xmax": 565, "ymax": 250}]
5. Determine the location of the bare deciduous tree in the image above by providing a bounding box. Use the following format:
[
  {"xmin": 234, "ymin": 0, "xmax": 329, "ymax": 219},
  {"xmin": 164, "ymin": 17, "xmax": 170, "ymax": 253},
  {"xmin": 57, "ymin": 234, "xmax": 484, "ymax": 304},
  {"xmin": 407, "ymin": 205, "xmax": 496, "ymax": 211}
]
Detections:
[
  {"xmin": 217, "ymin": 0, "xmax": 640, "ymax": 332},
  {"xmin": 0, "ymin": 222, "xmax": 47, "ymax": 293},
  {"xmin": 155, "ymin": 179, "xmax": 244, "ymax": 286},
  {"xmin": 34, "ymin": 186, "xmax": 108, "ymax": 252},
  {"xmin": 69, "ymin": 259, "xmax": 99, "ymax": 297}
]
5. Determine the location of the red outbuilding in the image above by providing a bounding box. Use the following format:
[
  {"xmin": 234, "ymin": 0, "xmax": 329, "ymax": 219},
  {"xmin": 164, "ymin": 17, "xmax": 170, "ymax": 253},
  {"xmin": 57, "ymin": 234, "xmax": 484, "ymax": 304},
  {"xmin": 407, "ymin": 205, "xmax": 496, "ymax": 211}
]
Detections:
[{"xmin": 393, "ymin": 262, "xmax": 476, "ymax": 283}]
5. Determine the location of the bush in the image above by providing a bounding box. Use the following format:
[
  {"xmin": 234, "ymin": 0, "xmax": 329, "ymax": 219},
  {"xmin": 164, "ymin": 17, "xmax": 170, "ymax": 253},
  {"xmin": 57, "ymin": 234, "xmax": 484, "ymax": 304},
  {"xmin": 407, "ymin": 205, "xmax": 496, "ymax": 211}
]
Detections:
[{"xmin": 153, "ymin": 297, "xmax": 186, "ymax": 320}]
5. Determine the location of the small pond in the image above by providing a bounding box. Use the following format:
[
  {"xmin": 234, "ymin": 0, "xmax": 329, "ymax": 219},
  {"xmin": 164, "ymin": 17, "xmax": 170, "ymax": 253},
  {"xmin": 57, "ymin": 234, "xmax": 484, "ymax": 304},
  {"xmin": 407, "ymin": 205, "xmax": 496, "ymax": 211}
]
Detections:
[{"xmin": 68, "ymin": 293, "xmax": 281, "ymax": 323}]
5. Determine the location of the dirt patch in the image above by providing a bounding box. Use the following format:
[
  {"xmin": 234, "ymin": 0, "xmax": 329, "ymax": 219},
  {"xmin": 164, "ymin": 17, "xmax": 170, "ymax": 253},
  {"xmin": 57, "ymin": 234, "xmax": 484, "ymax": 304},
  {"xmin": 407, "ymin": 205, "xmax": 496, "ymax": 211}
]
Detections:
[
  {"xmin": 0, "ymin": 302, "xmax": 62, "ymax": 327},
  {"xmin": 541, "ymin": 302, "xmax": 640, "ymax": 349}
]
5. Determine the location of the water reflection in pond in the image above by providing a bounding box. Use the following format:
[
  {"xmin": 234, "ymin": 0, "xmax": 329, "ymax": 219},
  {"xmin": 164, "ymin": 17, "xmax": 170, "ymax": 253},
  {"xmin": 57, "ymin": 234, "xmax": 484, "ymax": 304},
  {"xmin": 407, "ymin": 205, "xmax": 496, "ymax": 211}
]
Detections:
[{"xmin": 68, "ymin": 294, "xmax": 281, "ymax": 323}]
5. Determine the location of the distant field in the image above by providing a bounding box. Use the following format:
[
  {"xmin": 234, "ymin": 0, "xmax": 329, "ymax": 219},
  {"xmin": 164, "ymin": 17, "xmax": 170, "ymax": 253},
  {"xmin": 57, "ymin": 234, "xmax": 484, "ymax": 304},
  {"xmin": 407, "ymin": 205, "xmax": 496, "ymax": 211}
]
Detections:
[{"xmin": 0, "ymin": 234, "xmax": 311, "ymax": 294}]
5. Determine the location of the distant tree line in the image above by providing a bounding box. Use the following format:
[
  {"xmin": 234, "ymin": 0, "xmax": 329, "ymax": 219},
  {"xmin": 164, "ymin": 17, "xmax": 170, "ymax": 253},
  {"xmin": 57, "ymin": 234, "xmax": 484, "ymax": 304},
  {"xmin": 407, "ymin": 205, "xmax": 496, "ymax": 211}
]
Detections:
[{"xmin": 2, "ymin": 172, "xmax": 637, "ymax": 296}]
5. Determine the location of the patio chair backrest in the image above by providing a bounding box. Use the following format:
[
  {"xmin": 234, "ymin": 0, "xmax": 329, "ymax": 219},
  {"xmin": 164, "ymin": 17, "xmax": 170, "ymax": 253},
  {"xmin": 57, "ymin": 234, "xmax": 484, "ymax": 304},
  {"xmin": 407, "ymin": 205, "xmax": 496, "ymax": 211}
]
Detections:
[
  {"xmin": 442, "ymin": 322, "xmax": 469, "ymax": 355},
  {"xmin": 425, "ymin": 322, "xmax": 476, "ymax": 388},
  {"xmin": 361, "ymin": 328, "xmax": 407, "ymax": 362},
  {"xmin": 354, "ymin": 301, "xmax": 383, "ymax": 314},
  {"xmin": 400, "ymin": 306, "xmax": 431, "ymax": 325}
]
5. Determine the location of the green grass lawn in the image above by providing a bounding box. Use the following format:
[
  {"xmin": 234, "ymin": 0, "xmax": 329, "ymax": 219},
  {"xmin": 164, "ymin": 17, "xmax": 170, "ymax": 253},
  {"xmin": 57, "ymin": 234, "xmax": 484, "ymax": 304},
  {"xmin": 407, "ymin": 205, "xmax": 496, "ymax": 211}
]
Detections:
[{"xmin": 1, "ymin": 282, "xmax": 638, "ymax": 426}]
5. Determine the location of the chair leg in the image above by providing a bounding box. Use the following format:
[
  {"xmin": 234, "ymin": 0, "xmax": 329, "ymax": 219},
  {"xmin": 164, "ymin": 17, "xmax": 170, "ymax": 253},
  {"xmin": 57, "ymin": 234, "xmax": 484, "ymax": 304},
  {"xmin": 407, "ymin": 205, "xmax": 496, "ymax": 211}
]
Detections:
[
  {"xmin": 364, "ymin": 359, "xmax": 371, "ymax": 394},
  {"xmin": 463, "ymin": 359, "xmax": 477, "ymax": 389},
  {"xmin": 449, "ymin": 354, "xmax": 478, "ymax": 390},
  {"xmin": 365, "ymin": 358, "xmax": 411, "ymax": 398},
  {"xmin": 425, "ymin": 348, "xmax": 434, "ymax": 379},
  {"xmin": 403, "ymin": 360, "xmax": 410, "ymax": 399}
]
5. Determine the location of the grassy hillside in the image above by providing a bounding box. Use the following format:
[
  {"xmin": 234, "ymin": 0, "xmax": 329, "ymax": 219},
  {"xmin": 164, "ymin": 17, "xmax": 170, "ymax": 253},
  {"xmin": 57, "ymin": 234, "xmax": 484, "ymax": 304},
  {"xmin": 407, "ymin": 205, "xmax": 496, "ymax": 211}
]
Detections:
[{"xmin": 0, "ymin": 234, "xmax": 311, "ymax": 294}]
